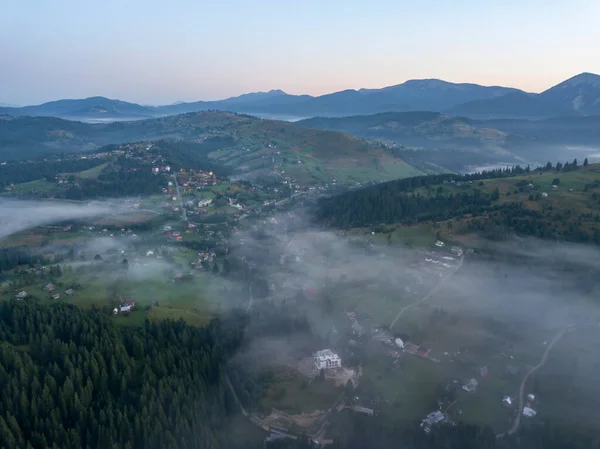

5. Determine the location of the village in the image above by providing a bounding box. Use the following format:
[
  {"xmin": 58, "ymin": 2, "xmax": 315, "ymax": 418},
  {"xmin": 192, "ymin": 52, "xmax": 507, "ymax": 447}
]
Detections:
[{"xmin": 0, "ymin": 144, "xmax": 568, "ymax": 447}]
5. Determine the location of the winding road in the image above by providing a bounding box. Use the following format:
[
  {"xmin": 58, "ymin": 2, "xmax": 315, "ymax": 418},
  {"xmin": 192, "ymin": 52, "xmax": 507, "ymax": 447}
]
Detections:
[{"xmin": 497, "ymin": 325, "xmax": 573, "ymax": 438}]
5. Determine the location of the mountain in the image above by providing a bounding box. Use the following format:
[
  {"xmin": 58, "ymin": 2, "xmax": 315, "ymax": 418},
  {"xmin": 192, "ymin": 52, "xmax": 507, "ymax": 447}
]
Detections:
[
  {"xmin": 0, "ymin": 96, "xmax": 155, "ymax": 120},
  {"xmin": 246, "ymin": 80, "xmax": 520, "ymax": 117},
  {"xmin": 5, "ymin": 73, "xmax": 599, "ymax": 121},
  {"xmin": 0, "ymin": 80, "xmax": 520, "ymax": 121},
  {"xmin": 450, "ymin": 73, "xmax": 600, "ymax": 118},
  {"xmin": 0, "ymin": 112, "xmax": 423, "ymax": 184},
  {"xmin": 540, "ymin": 72, "xmax": 600, "ymax": 115},
  {"xmin": 155, "ymin": 90, "xmax": 312, "ymax": 116}
]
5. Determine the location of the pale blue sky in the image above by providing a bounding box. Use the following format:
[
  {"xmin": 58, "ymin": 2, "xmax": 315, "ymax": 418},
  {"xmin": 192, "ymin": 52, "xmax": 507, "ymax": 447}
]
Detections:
[{"xmin": 1, "ymin": 0, "xmax": 599, "ymax": 105}]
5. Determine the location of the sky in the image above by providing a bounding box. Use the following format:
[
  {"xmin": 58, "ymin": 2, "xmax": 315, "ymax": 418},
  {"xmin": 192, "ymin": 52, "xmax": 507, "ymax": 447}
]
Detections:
[{"xmin": 1, "ymin": 0, "xmax": 599, "ymax": 106}]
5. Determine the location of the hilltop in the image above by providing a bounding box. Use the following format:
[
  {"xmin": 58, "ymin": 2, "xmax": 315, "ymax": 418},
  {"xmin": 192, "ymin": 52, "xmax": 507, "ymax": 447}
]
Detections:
[
  {"xmin": 0, "ymin": 112, "xmax": 422, "ymax": 185},
  {"xmin": 317, "ymin": 160, "xmax": 600, "ymax": 246},
  {"xmin": 298, "ymin": 112, "xmax": 600, "ymax": 172}
]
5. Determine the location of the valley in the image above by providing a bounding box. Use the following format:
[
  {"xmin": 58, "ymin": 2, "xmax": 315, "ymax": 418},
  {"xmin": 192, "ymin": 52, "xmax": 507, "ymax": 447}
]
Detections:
[{"xmin": 3, "ymin": 138, "xmax": 600, "ymax": 448}]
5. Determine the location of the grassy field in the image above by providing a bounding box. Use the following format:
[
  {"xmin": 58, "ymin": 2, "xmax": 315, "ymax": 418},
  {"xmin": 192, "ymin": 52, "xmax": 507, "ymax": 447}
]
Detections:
[
  {"xmin": 2, "ymin": 179, "xmax": 58, "ymax": 195},
  {"xmin": 260, "ymin": 366, "xmax": 342, "ymax": 415},
  {"xmin": 74, "ymin": 162, "xmax": 109, "ymax": 179}
]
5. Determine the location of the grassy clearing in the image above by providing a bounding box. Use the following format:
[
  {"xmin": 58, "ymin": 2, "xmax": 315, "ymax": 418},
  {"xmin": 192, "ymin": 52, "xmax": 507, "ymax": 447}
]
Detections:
[
  {"xmin": 74, "ymin": 162, "xmax": 109, "ymax": 179},
  {"xmin": 260, "ymin": 366, "xmax": 342, "ymax": 414},
  {"xmin": 3, "ymin": 179, "xmax": 58, "ymax": 195}
]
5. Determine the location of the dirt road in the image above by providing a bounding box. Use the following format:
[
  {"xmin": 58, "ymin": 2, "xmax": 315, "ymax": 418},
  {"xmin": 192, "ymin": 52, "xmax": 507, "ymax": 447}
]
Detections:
[{"xmin": 497, "ymin": 325, "xmax": 572, "ymax": 438}]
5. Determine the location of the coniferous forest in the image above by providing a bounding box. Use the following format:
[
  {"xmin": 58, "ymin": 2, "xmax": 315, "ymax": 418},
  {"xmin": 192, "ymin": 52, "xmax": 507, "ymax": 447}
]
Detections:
[{"xmin": 0, "ymin": 300, "xmax": 247, "ymax": 449}]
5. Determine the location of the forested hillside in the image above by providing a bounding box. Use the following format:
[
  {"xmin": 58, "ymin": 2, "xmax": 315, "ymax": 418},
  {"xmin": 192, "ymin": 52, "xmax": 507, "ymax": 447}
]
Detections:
[
  {"xmin": 317, "ymin": 161, "xmax": 600, "ymax": 245},
  {"xmin": 0, "ymin": 300, "xmax": 248, "ymax": 449}
]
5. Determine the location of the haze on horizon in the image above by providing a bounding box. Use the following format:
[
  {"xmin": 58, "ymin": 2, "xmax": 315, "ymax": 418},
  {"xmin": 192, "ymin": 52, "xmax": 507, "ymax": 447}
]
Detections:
[{"xmin": 2, "ymin": 0, "xmax": 599, "ymax": 106}]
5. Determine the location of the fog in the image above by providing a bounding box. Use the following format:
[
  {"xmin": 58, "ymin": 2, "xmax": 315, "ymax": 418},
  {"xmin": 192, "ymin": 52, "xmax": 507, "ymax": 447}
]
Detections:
[
  {"xmin": 232, "ymin": 211, "xmax": 600, "ymax": 354},
  {"xmin": 0, "ymin": 199, "xmax": 130, "ymax": 240}
]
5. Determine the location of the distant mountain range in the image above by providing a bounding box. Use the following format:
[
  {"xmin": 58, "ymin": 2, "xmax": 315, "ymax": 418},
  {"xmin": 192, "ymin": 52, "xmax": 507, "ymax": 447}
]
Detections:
[
  {"xmin": 450, "ymin": 73, "xmax": 600, "ymax": 118},
  {"xmin": 2, "ymin": 72, "xmax": 598, "ymax": 121}
]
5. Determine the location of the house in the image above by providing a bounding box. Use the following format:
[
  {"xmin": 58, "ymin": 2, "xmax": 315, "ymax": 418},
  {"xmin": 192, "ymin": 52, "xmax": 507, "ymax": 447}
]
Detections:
[
  {"xmin": 120, "ymin": 305, "xmax": 132, "ymax": 313},
  {"xmin": 265, "ymin": 434, "xmax": 287, "ymax": 443},
  {"xmin": 313, "ymin": 349, "xmax": 342, "ymax": 371},
  {"xmin": 462, "ymin": 378, "xmax": 478, "ymax": 393},
  {"xmin": 522, "ymin": 407, "xmax": 537, "ymax": 417},
  {"xmin": 502, "ymin": 396, "xmax": 513, "ymax": 407},
  {"xmin": 15, "ymin": 291, "xmax": 28, "ymax": 300},
  {"xmin": 420, "ymin": 411, "xmax": 445, "ymax": 433},
  {"xmin": 450, "ymin": 246, "xmax": 464, "ymax": 257},
  {"xmin": 64, "ymin": 289, "xmax": 75, "ymax": 296},
  {"xmin": 51, "ymin": 294, "xmax": 60, "ymax": 300},
  {"xmin": 43, "ymin": 283, "xmax": 56, "ymax": 292},
  {"xmin": 352, "ymin": 406, "xmax": 374, "ymax": 416}
]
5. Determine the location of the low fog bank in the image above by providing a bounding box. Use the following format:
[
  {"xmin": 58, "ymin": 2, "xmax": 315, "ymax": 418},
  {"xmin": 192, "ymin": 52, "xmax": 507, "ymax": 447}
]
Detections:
[
  {"xmin": 0, "ymin": 198, "xmax": 131, "ymax": 240},
  {"xmin": 233, "ymin": 211, "xmax": 600, "ymax": 339}
]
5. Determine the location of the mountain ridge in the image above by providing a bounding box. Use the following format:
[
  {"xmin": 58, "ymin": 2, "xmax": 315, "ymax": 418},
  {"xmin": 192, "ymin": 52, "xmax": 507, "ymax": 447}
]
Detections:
[
  {"xmin": 2, "ymin": 73, "xmax": 598, "ymax": 120},
  {"xmin": 451, "ymin": 72, "xmax": 600, "ymax": 118}
]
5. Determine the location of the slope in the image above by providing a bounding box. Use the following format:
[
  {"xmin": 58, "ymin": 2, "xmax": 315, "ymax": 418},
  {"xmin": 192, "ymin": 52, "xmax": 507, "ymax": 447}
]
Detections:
[
  {"xmin": 0, "ymin": 112, "xmax": 422, "ymax": 185},
  {"xmin": 317, "ymin": 161, "xmax": 600, "ymax": 245}
]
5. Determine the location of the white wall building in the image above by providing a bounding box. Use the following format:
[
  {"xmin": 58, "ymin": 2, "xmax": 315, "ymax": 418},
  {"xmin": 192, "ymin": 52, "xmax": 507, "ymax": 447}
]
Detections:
[{"xmin": 313, "ymin": 349, "xmax": 341, "ymax": 371}]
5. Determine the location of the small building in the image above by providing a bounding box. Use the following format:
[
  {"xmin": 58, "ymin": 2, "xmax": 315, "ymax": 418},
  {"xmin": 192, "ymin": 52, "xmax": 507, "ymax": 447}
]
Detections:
[
  {"xmin": 51, "ymin": 294, "xmax": 60, "ymax": 300},
  {"xmin": 15, "ymin": 291, "xmax": 28, "ymax": 300},
  {"xmin": 435, "ymin": 240, "xmax": 445, "ymax": 247},
  {"xmin": 462, "ymin": 378, "xmax": 479, "ymax": 393},
  {"xmin": 421, "ymin": 411, "xmax": 445, "ymax": 433},
  {"xmin": 313, "ymin": 349, "xmax": 342, "ymax": 371},
  {"xmin": 265, "ymin": 433, "xmax": 287, "ymax": 443},
  {"xmin": 64, "ymin": 289, "xmax": 75, "ymax": 296},
  {"xmin": 502, "ymin": 396, "xmax": 513, "ymax": 407},
  {"xmin": 527, "ymin": 394, "xmax": 536, "ymax": 402},
  {"xmin": 551, "ymin": 184, "xmax": 558, "ymax": 190},
  {"xmin": 352, "ymin": 406, "xmax": 374, "ymax": 416},
  {"xmin": 522, "ymin": 407, "xmax": 537, "ymax": 417},
  {"xmin": 120, "ymin": 305, "xmax": 132, "ymax": 313},
  {"xmin": 450, "ymin": 246, "xmax": 464, "ymax": 257},
  {"xmin": 395, "ymin": 338, "xmax": 405, "ymax": 349},
  {"xmin": 541, "ymin": 192, "xmax": 548, "ymax": 198},
  {"xmin": 43, "ymin": 283, "xmax": 56, "ymax": 292}
]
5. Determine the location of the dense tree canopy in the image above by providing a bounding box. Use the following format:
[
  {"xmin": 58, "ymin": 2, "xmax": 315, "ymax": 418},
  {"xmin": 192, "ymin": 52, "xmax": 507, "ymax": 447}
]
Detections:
[{"xmin": 0, "ymin": 300, "xmax": 249, "ymax": 449}]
